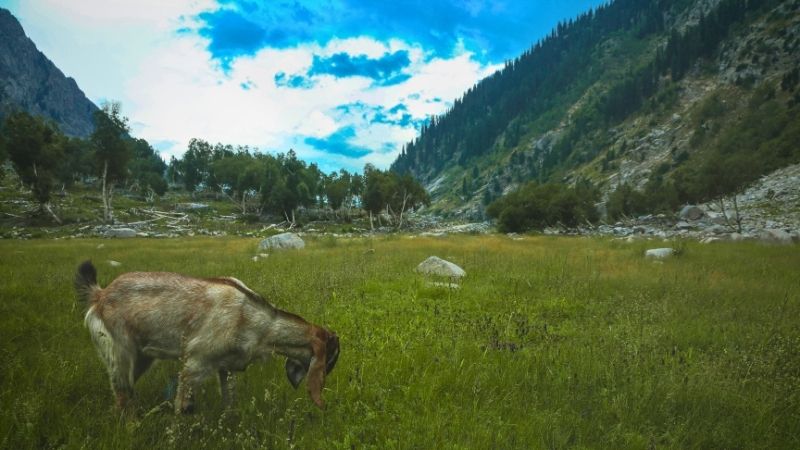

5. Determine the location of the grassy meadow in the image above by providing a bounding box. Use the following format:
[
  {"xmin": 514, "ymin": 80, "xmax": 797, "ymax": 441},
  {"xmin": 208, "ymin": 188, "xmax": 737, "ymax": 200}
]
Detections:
[{"xmin": 0, "ymin": 235, "xmax": 798, "ymax": 449}]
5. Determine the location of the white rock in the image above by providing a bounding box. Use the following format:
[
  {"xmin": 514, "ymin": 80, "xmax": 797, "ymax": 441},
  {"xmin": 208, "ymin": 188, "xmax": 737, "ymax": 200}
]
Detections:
[
  {"xmin": 107, "ymin": 260, "xmax": 122, "ymax": 267},
  {"xmin": 706, "ymin": 211, "xmax": 731, "ymax": 225},
  {"xmin": 105, "ymin": 228, "xmax": 136, "ymax": 238},
  {"xmin": 415, "ymin": 256, "xmax": 466, "ymax": 279},
  {"xmin": 176, "ymin": 202, "xmax": 209, "ymax": 211},
  {"xmin": 645, "ymin": 248, "xmax": 675, "ymax": 259},
  {"xmin": 259, "ymin": 232, "xmax": 305, "ymax": 250}
]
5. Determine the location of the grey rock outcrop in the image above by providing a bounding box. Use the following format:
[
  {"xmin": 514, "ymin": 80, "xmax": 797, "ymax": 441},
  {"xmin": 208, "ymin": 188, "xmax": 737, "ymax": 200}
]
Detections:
[
  {"xmin": 0, "ymin": 9, "xmax": 98, "ymax": 137},
  {"xmin": 415, "ymin": 256, "xmax": 466, "ymax": 279},
  {"xmin": 679, "ymin": 205, "xmax": 705, "ymax": 221},
  {"xmin": 259, "ymin": 232, "xmax": 305, "ymax": 250}
]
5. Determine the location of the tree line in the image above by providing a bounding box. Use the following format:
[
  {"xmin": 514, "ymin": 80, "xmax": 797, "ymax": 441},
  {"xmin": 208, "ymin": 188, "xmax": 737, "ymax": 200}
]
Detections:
[
  {"xmin": 0, "ymin": 106, "xmax": 429, "ymax": 226},
  {"xmin": 0, "ymin": 103, "xmax": 164, "ymax": 222},
  {"xmin": 165, "ymin": 138, "xmax": 429, "ymax": 225}
]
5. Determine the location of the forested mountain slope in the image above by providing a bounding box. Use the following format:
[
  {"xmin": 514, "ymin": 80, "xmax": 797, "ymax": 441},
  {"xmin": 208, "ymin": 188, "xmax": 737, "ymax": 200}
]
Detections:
[{"xmin": 391, "ymin": 0, "xmax": 800, "ymax": 218}]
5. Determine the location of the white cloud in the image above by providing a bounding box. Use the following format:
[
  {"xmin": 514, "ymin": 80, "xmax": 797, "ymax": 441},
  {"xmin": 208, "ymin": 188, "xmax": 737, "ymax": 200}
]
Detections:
[
  {"xmin": 6, "ymin": 1, "xmax": 500, "ymax": 171},
  {"xmin": 9, "ymin": 0, "xmax": 215, "ymax": 105},
  {"xmin": 18, "ymin": 0, "xmax": 214, "ymax": 30},
  {"xmin": 125, "ymin": 33, "xmax": 501, "ymax": 169}
]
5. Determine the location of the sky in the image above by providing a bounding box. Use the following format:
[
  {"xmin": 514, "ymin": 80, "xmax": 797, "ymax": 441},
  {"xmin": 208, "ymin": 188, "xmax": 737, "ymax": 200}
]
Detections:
[{"xmin": 1, "ymin": 0, "xmax": 607, "ymax": 173}]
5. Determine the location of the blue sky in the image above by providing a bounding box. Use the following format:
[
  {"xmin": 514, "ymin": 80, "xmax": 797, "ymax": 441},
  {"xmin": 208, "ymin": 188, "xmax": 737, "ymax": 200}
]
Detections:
[{"xmin": 1, "ymin": 0, "xmax": 607, "ymax": 172}]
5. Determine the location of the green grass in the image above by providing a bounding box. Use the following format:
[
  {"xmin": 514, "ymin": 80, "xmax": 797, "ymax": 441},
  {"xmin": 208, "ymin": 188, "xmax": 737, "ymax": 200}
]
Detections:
[{"xmin": 1, "ymin": 235, "xmax": 798, "ymax": 449}]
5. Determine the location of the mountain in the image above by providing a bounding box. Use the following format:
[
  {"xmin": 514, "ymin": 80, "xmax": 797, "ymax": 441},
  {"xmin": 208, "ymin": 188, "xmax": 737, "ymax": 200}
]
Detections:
[
  {"xmin": 391, "ymin": 0, "xmax": 800, "ymax": 218},
  {"xmin": 0, "ymin": 8, "xmax": 97, "ymax": 137}
]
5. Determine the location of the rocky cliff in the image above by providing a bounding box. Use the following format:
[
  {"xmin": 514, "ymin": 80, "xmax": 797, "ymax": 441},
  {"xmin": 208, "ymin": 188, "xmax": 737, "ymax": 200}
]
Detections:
[{"xmin": 0, "ymin": 8, "xmax": 97, "ymax": 137}]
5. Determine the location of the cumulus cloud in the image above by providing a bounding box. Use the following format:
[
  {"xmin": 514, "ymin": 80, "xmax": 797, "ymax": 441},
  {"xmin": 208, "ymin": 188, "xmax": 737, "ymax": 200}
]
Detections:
[
  {"xmin": 125, "ymin": 32, "xmax": 500, "ymax": 171},
  {"xmin": 193, "ymin": 0, "xmax": 607, "ymax": 67},
  {"xmin": 5, "ymin": 0, "xmax": 607, "ymax": 172}
]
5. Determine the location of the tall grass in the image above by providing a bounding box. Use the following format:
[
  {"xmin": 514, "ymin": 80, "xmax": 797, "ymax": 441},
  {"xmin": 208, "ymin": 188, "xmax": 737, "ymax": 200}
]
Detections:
[{"xmin": 0, "ymin": 235, "xmax": 798, "ymax": 449}]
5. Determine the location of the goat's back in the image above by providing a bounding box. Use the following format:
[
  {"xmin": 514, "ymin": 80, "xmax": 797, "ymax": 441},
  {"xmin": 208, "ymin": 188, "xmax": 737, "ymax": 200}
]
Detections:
[{"xmin": 92, "ymin": 272, "xmax": 261, "ymax": 358}]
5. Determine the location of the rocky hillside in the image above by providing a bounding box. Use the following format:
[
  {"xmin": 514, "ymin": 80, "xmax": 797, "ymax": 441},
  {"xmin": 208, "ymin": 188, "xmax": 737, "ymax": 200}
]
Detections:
[
  {"xmin": 391, "ymin": 0, "xmax": 800, "ymax": 219},
  {"xmin": 0, "ymin": 8, "xmax": 97, "ymax": 137}
]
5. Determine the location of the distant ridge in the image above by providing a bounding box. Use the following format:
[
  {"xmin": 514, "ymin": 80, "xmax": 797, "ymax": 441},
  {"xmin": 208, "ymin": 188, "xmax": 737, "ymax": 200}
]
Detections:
[
  {"xmin": 390, "ymin": 0, "xmax": 800, "ymax": 218},
  {"xmin": 0, "ymin": 8, "xmax": 97, "ymax": 137}
]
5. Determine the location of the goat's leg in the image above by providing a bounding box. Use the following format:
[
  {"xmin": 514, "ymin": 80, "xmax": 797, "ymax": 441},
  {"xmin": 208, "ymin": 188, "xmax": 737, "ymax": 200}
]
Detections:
[
  {"xmin": 218, "ymin": 370, "xmax": 237, "ymax": 409},
  {"xmin": 87, "ymin": 313, "xmax": 136, "ymax": 409},
  {"xmin": 175, "ymin": 359, "xmax": 211, "ymax": 414},
  {"xmin": 109, "ymin": 351, "xmax": 135, "ymax": 409}
]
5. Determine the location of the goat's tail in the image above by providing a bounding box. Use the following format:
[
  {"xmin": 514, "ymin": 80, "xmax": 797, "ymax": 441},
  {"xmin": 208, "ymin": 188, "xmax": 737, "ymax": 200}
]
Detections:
[{"xmin": 74, "ymin": 260, "xmax": 100, "ymax": 307}]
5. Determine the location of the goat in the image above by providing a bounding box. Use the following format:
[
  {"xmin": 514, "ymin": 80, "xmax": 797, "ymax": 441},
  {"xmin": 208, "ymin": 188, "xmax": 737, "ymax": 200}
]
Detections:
[{"xmin": 74, "ymin": 260, "xmax": 339, "ymax": 413}]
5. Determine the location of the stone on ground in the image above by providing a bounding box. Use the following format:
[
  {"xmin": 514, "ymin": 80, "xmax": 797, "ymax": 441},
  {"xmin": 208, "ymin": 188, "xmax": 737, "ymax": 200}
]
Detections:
[
  {"xmin": 415, "ymin": 256, "xmax": 466, "ymax": 279},
  {"xmin": 758, "ymin": 229, "xmax": 794, "ymax": 245},
  {"xmin": 679, "ymin": 205, "xmax": 705, "ymax": 220},
  {"xmin": 259, "ymin": 232, "xmax": 305, "ymax": 250},
  {"xmin": 645, "ymin": 248, "xmax": 675, "ymax": 259},
  {"xmin": 105, "ymin": 228, "xmax": 136, "ymax": 238}
]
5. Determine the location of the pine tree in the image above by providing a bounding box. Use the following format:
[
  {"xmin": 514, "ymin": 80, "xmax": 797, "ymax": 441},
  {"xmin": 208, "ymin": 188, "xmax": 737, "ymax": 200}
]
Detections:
[{"xmin": 91, "ymin": 102, "xmax": 131, "ymax": 223}]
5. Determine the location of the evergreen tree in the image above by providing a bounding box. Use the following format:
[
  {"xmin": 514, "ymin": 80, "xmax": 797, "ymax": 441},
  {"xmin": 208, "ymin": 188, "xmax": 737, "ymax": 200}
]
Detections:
[
  {"xmin": 2, "ymin": 112, "xmax": 64, "ymax": 221},
  {"xmin": 129, "ymin": 138, "xmax": 167, "ymax": 198},
  {"xmin": 91, "ymin": 102, "xmax": 132, "ymax": 223},
  {"xmin": 180, "ymin": 138, "xmax": 213, "ymax": 192}
]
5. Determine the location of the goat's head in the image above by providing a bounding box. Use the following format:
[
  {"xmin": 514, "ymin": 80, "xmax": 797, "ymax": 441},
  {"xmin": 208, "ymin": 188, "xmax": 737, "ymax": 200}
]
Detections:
[{"xmin": 285, "ymin": 326, "xmax": 339, "ymax": 408}]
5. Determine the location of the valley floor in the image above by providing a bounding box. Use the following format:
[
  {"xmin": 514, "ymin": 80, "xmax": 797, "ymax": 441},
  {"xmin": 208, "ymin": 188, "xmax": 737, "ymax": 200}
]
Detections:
[{"xmin": 1, "ymin": 235, "xmax": 798, "ymax": 449}]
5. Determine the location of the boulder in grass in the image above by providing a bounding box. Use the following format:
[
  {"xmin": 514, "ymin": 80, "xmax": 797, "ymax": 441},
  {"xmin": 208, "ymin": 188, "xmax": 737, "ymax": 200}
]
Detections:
[
  {"xmin": 758, "ymin": 229, "xmax": 794, "ymax": 246},
  {"xmin": 645, "ymin": 248, "xmax": 675, "ymax": 259},
  {"xmin": 105, "ymin": 228, "xmax": 136, "ymax": 238},
  {"xmin": 259, "ymin": 232, "xmax": 305, "ymax": 250},
  {"xmin": 416, "ymin": 256, "xmax": 466, "ymax": 279}
]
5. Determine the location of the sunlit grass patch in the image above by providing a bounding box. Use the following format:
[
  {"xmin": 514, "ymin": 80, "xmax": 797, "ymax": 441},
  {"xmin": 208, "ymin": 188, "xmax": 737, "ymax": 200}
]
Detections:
[{"xmin": 0, "ymin": 235, "xmax": 798, "ymax": 448}]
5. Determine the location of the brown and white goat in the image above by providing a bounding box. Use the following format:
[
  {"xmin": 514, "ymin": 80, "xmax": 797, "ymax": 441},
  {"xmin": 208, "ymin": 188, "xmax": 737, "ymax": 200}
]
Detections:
[{"xmin": 74, "ymin": 260, "xmax": 339, "ymax": 413}]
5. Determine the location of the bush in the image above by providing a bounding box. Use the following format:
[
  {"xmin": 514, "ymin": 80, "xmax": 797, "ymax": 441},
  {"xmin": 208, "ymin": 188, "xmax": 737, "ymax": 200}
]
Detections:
[
  {"xmin": 487, "ymin": 181, "xmax": 599, "ymax": 232},
  {"xmin": 606, "ymin": 183, "xmax": 647, "ymax": 220}
]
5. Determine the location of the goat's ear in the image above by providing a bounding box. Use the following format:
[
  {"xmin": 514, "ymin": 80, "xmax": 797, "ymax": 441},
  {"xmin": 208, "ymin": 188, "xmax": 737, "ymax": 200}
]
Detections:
[
  {"xmin": 306, "ymin": 328, "xmax": 332, "ymax": 409},
  {"xmin": 325, "ymin": 332, "xmax": 340, "ymax": 375},
  {"xmin": 285, "ymin": 359, "xmax": 308, "ymax": 389}
]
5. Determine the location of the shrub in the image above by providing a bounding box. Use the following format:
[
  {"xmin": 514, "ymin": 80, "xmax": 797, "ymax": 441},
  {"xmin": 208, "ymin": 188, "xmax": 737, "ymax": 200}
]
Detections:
[{"xmin": 487, "ymin": 181, "xmax": 599, "ymax": 232}]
